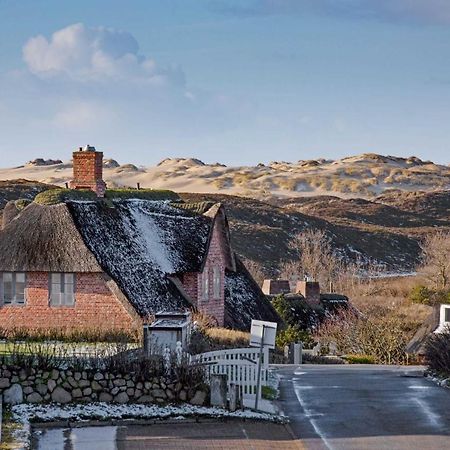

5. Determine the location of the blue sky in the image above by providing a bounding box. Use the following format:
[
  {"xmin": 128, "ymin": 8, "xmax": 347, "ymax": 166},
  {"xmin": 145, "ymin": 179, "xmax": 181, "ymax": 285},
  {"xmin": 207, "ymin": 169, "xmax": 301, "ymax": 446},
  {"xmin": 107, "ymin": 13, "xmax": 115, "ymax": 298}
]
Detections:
[{"xmin": 1, "ymin": 0, "xmax": 450, "ymax": 166}]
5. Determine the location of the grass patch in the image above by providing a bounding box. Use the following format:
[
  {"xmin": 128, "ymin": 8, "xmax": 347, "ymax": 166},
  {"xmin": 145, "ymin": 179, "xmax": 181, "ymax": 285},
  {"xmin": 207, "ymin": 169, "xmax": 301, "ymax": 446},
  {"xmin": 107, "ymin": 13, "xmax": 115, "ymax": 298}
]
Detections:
[
  {"xmin": 262, "ymin": 385, "xmax": 277, "ymax": 400},
  {"xmin": 0, "ymin": 407, "xmax": 22, "ymax": 450},
  {"xmin": 205, "ymin": 328, "xmax": 250, "ymax": 349},
  {"xmin": 34, "ymin": 188, "xmax": 180, "ymax": 205},
  {"xmin": 105, "ymin": 189, "xmax": 180, "ymax": 201},
  {"xmin": 34, "ymin": 189, "xmax": 97, "ymax": 205},
  {"xmin": 343, "ymin": 354, "xmax": 376, "ymax": 364}
]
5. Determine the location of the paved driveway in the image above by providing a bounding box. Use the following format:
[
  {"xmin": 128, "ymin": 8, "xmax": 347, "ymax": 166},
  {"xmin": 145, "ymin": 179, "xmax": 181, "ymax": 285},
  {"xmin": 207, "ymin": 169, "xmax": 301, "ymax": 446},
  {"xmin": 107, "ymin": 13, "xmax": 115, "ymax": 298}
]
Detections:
[
  {"xmin": 277, "ymin": 364, "xmax": 450, "ymax": 450},
  {"xmin": 34, "ymin": 420, "xmax": 301, "ymax": 449}
]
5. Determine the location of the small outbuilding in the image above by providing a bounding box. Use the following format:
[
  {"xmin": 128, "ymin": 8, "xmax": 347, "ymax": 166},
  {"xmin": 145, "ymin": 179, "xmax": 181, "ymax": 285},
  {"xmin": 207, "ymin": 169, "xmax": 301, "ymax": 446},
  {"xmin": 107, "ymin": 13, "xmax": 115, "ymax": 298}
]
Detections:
[
  {"xmin": 144, "ymin": 311, "xmax": 192, "ymax": 353},
  {"xmin": 406, "ymin": 304, "xmax": 450, "ymax": 355}
]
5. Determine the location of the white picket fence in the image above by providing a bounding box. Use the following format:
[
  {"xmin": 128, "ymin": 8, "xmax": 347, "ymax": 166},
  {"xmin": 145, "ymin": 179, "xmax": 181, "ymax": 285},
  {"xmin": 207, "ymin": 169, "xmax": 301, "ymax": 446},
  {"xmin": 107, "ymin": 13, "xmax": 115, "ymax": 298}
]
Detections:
[{"xmin": 191, "ymin": 347, "xmax": 269, "ymax": 396}]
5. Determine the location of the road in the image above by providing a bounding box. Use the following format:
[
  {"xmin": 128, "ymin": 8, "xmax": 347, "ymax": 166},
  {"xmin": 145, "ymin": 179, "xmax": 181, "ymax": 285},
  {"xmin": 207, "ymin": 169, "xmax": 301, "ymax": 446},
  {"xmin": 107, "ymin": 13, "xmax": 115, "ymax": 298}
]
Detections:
[{"xmin": 277, "ymin": 364, "xmax": 450, "ymax": 450}]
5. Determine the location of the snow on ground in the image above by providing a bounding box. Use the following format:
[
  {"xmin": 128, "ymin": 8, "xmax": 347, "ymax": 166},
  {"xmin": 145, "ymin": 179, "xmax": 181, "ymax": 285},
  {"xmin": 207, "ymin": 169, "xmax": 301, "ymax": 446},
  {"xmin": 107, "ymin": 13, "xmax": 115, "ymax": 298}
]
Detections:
[
  {"xmin": 10, "ymin": 401, "xmax": 287, "ymax": 449},
  {"xmin": 425, "ymin": 371, "xmax": 450, "ymax": 389}
]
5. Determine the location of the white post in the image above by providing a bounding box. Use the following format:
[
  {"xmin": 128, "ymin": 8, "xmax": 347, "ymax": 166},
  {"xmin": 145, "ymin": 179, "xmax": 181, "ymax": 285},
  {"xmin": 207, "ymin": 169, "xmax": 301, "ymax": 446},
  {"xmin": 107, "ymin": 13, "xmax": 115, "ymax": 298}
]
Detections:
[{"xmin": 254, "ymin": 325, "xmax": 266, "ymax": 411}]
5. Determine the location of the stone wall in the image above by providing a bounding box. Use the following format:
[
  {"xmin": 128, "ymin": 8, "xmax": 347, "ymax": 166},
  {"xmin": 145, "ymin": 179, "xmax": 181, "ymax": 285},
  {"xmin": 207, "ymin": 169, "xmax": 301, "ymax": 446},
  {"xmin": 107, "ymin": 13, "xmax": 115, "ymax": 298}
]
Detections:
[{"xmin": 0, "ymin": 365, "xmax": 208, "ymax": 406}]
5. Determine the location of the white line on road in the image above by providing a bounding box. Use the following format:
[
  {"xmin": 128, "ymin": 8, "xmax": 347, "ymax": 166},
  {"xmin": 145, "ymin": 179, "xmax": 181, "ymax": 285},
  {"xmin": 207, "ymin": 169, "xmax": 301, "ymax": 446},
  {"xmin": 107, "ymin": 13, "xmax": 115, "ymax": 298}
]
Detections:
[{"xmin": 293, "ymin": 383, "xmax": 334, "ymax": 450}]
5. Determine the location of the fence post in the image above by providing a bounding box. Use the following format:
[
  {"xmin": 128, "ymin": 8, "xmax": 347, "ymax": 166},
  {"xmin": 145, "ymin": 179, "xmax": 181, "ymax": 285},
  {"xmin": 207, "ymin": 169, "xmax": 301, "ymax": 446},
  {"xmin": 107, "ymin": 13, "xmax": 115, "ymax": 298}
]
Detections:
[
  {"xmin": 254, "ymin": 325, "xmax": 266, "ymax": 411},
  {"xmin": 0, "ymin": 394, "xmax": 2, "ymax": 443},
  {"xmin": 211, "ymin": 374, "xmax": 227, "ymax": 408}
]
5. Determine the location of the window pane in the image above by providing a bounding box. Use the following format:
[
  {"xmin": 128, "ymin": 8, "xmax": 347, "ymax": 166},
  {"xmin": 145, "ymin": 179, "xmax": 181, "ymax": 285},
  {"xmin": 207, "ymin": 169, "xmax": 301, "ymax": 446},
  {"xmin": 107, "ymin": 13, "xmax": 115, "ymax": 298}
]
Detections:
[
  {"xmin": 445, "ymin": 308, "xmax": 450, "ymax": 323},
  {"xmin": 50, "ymin": 273, "xmax": 62, "ymax": 306},
  {"xmin": 15, "ymin": 273, "xmax": 25, "ymax": 304},
  {"xmin": 64, "ymin": 273, "xmax": 74, "ymax": 285},
  {"xmin": 16, "ymin": 273, "xmax": 25, "ymax": 283},
  {"xmin": 213, "ymin": 267, "xmax": 221, "ymax": 299},
  {"xmin": 63, "ymin": 292, "xmax": 75, "ymax": 306},
  {"xmin": 3, "ymin": 273, "xmax": 13, "ymax": 303},
  {"xmin": 51, "ymin": 273, "xmax": 61, "ymax": 284},
  {"xmin": 203, "ymin": 271, "xmax": 209, "ymax": 299}
]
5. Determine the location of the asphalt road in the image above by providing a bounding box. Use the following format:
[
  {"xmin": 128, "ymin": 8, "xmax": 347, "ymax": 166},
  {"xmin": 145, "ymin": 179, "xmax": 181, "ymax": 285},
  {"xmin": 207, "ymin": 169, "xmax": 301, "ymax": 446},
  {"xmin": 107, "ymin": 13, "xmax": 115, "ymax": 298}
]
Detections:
[{"xmin": 277, "ymin": 364, "xmax": 450, "ymax": 450}]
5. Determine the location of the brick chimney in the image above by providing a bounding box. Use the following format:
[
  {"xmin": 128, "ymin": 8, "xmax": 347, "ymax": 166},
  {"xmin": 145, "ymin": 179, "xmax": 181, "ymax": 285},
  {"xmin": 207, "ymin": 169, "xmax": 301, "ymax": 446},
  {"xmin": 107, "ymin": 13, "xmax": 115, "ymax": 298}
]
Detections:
[
  {"xmin": 69, "ymin": 145, "xmax": 106, "ymax": 197},
  {"xmin": 261, "ymin": 279, "xmax": 291, "ymax": 295},
  {"xmin": 296, "ymin": 281, "xmax": 321, "ymax": 306}
]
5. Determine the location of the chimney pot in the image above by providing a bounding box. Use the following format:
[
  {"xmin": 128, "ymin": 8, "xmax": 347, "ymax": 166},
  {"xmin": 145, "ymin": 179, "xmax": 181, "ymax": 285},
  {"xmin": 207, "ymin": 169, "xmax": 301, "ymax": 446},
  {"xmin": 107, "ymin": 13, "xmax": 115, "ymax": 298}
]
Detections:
[
  {"xmin": 69, "ymin": 144, "xmax": 106, "ymax": 197},
  {"xmin": 296, "ymin": 281, "xmax": 321, "ymax": 306}
]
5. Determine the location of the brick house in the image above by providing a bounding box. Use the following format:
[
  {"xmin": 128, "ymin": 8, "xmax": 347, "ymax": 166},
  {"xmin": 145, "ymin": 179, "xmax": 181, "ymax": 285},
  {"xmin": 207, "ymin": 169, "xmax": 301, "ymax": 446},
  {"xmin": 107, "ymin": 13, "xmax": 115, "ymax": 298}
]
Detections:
[{"xmin": 0, "ymin": 146, "xmax": 278, "ymax": 334}]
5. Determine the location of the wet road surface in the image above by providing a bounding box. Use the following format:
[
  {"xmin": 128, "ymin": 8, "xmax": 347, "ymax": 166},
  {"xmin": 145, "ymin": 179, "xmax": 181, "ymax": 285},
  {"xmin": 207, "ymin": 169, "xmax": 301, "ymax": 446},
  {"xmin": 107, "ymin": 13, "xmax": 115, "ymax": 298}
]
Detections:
[{"xmin": 277, "ymin": 364, "xmax": 450, "ymax": 450}]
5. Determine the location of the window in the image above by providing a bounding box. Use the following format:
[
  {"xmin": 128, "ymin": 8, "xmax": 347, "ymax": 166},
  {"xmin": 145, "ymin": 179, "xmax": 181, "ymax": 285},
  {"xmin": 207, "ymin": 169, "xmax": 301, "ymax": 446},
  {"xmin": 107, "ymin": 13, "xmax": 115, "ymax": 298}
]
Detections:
[
  {"xmin": 0, "ymin": 272, "xmax": 26, "ymax": 305},
  {"xmin": 50, "ymin": 273, "xmax": 75, "ymax": 306},
  {"xmin": 445, "ymin": 307, "xmax": 450, "ymax": 323},
  {"xmin": 213, "ymin": 266, "xmax": 221, "ymax": 299},
  {"xmin": 201, "ymin": 270, "xmax": 209, "ymax": 300}
]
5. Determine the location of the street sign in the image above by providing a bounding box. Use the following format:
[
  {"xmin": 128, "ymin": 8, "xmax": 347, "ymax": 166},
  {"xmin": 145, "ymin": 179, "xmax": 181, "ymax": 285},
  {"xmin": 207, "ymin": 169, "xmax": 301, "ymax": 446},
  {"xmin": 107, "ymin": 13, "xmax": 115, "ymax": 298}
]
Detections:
[{"xmin": 250, "ymin": 319, "xmax": 277, "ymax": 350}]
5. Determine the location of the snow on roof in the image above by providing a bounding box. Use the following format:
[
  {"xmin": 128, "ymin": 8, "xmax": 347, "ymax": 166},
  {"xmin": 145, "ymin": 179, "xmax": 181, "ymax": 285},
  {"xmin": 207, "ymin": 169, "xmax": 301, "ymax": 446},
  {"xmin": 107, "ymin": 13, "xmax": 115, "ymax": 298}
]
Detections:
[
  {"xmin": 225, "ymin": 258, "xmax": 280, "ymax": 330},
  {"xmin": 68, "ymin": 200, "xmax": 211, "ymax": 316}
]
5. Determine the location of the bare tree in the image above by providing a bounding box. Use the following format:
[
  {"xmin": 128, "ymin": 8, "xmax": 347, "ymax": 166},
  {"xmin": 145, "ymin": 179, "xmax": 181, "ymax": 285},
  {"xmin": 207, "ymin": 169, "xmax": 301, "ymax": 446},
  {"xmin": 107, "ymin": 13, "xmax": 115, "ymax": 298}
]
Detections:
[
  {"xmin": 283, "ymin": 229, "xmax": 340, "ymax": 290},
  {"xmin": 242, "ymin": 258, "xmax": 267, "ymax": 286},
  {"xmin": 420, "ymin": 231, "xmax": 450, "ymax": 290}
]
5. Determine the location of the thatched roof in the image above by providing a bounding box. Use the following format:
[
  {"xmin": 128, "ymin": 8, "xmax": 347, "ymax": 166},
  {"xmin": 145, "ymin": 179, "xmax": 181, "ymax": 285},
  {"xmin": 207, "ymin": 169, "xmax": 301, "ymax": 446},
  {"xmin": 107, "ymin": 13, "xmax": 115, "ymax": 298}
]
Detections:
[
  {"xmin": 225, "ymin": 257, "xmax": 280, "ymax": 330},
  {"xmin": 405, "ymin": 306, "xmax": 440, "ymax": 355},
  {"xmin": 0, "ymin": 197, "xmax": 279, "ymax": 328},
  {"xmin": 0, "ymin": 202, "xmax": 101, "ymax": 272},
  {"xmin": 68, "ymin": 200, "xmax": 212, "ymax": 316}
]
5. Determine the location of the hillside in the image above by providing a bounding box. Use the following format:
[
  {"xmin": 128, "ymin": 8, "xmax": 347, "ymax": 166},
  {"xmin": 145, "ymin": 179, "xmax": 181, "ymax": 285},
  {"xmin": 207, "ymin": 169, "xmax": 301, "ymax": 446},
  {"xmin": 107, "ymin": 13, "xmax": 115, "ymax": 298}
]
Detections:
[
  {"xmin": 1, "ymin": 181, "xmax": 449, "ymax": 276},
  {"xmin": 1, "ymin": 152, "xmax": 449, "ymax": 200}
]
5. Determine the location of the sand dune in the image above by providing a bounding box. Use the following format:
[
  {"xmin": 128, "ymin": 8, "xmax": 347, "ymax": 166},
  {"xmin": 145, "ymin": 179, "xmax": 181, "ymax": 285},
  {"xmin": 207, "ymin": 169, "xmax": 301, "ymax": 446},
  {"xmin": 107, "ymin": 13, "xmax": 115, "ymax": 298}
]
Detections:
[{"xmin": 1, "ymin": 153, "xmax": 449, "ymax": 200}]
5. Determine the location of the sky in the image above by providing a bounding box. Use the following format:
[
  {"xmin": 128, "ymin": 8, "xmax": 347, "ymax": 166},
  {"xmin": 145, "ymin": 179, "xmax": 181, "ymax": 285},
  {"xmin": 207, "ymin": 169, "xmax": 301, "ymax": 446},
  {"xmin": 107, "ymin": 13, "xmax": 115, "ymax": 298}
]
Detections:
[{"xmin": 1, "ymin": 0, "xmax": 450, "ymax": 167}]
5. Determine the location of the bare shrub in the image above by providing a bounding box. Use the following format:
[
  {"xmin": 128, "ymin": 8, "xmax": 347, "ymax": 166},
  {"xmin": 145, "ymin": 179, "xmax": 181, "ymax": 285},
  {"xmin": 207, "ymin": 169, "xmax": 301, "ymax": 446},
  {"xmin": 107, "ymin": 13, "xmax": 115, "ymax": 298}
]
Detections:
[
  {"xmin": 424, "ymin": 328, "xmax": 450, "ymax": 375},
  {"xmin": 420, "ymin": 231, "xmax": 450, "ymax": 291},
  {"xmin": 0, "ymin": 326, "xmax": 139, "ymax": 343},
  {"xmin": 315, "ymin": 305, "xmax": 413, "ymax": 365}
]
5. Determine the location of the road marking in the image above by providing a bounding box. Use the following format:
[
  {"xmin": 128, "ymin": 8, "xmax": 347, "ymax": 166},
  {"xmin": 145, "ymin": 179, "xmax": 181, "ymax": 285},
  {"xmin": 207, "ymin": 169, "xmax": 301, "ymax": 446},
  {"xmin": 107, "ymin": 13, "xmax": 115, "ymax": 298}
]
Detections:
[
  {"xmin": 295, "ymin": 386, "xmax": 341, "ymax": 390},
  {"xmin": 293, "ymin": 383, "xmax": 334, "ymax": 450}
]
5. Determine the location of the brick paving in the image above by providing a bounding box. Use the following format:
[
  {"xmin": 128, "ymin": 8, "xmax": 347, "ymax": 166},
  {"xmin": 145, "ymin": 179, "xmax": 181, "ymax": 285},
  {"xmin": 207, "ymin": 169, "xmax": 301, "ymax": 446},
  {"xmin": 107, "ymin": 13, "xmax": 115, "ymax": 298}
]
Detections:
[{"xmin": 116, "ymin": 421, "xmax": 303, "ymax": 449}]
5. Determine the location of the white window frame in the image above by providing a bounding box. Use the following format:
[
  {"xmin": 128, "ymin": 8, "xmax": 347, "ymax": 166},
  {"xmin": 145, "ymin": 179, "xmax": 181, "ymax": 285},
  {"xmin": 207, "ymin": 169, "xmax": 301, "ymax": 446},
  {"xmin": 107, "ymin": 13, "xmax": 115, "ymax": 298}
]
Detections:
[
  {"xmin": 49, "ymin": 273, "xmax": 76, "ymax": 306},
  {"xmin": 201, "ymin": 269, "xmax": 209, "ymax": 300},
  {"xmin": 213, "ymin": 266, "xmax": 221, "ymax": 299},
  {"xmin": 444, "ymin": 306, "xmax": 450, "ymax": 323},
  {"xmin": 0, "ymin": 272, "xmax": 26, "ymax": 306}
]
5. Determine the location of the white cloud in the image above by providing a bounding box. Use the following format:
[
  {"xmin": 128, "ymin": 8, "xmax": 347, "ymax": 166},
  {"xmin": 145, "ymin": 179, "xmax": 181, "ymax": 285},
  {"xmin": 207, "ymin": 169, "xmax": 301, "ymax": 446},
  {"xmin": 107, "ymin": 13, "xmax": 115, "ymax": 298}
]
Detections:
[{"xmin": 22, "ymin": 23, "xmax": 185, "ymax": 86}]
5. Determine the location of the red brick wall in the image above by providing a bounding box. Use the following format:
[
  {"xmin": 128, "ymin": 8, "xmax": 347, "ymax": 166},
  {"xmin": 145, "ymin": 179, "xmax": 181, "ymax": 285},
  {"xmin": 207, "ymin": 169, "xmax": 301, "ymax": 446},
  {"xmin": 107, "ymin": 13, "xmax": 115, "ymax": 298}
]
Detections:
[
  {"xmin": 70, "ymin": 150, "xmax": 106, "ymax": 197},
  {"xmin": 181, "ymin": 272, "xmax": 198, "ymax": 301},
  {"xmin": 0, "ymin": 272, "xmax": 137, "ymax": 332},
  {"xmin": 193, "ymin": 220, "xmax": 227, "ymax": 326}
]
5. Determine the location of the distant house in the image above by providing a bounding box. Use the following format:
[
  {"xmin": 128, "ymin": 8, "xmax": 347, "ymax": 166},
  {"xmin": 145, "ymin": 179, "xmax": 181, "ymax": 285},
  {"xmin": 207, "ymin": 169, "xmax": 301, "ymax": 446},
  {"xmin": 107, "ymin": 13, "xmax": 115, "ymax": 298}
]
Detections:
[
  {"xmin": 0, "ymin": 145, "xmax": 278, "ymax": 333},
  {"xmin": 262, "ymin": 279, "xmax": 349, "ymax": 329},
  {"xmin": 406, "ymin": 304, "xmax": 450, "ymax": 355}
]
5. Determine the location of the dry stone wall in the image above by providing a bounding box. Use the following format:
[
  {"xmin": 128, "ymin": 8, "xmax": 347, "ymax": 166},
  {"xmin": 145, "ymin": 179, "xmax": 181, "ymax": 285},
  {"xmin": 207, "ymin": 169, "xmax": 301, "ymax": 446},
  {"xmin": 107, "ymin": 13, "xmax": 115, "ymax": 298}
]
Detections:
[{"xmin": 0, "ymin": 365, "xmax": 208, "ymax": 406}]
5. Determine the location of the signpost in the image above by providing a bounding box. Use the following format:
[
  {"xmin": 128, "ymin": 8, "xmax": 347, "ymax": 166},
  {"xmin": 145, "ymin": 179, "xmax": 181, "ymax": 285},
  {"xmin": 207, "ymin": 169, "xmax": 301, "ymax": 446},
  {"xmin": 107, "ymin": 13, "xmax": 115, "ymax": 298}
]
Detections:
[{"xmin": 249, "ymin": 320, "xmax": 277, "ymax": 410}]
